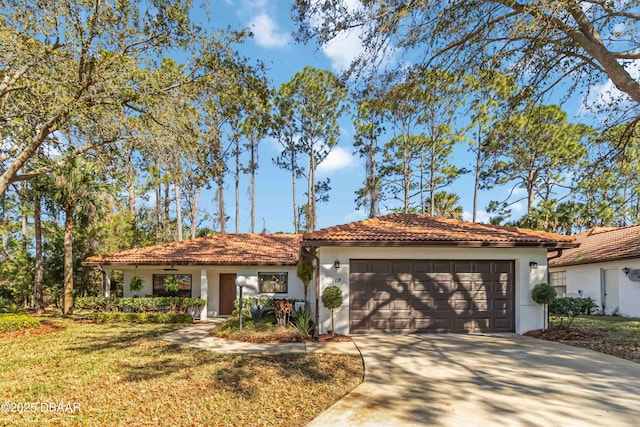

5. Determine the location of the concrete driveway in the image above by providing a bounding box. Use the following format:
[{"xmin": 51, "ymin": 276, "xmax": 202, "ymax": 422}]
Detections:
[{"xmin": 309, "ymin": 334, "xmax": 640, "ymax": 427}]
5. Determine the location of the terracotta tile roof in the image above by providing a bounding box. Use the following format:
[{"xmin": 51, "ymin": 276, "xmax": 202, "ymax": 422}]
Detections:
[
  {"xmin": 302, "ymin": 213, "xmax": 576, "ymax": 247},
  {"xmin": 549, "ymin": 225, "xmax": 640, "ymax": 267},
  {"xmin": 84, "ymin": 234, "xmax": 302, "ymax": 266}
]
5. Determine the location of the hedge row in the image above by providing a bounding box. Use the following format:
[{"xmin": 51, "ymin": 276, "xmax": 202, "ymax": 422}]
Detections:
[
  {"xmin": 74, "ymin": 297, "xmax": 205, "ymax": 314},
  {"xmin": 0, "ymin": 313, "xmax": 41, "ymax": 333},
  {"xmin": 92, "ymin": 312, "xmax": 193, "ymax": 324}
]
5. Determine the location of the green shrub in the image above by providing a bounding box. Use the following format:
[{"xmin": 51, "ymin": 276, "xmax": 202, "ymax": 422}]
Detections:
[
  {"xmin": 0, "ymin": 313, "xmax": 41, "ymax": 332},
  {"xmin": 163, "ymin": 275, "xmax": 180, "ymax": 295},
  {"xmin": 248, "ymin": 304, "xmax": 274, "ymax": 321},
  {"xmin": 129, "ymin": 276, "xmax": 144, "ymax": 293},
  {"xmin": 0, "ymin": 297, "xmax": 14, "ymax": 313},
  {"xmin": 291, "ymin": 306, "xmax": 313, "ymax": 337},
  {"xmin": 550, "ymin": 297, "xmax": 587, "ymax": 328},
  {"xmin": 74, "ymin": 297, "xmax": 205, "ymax": 314},
  {"xmin": 579, "ymin": 297, "xmax": 597, "ymax": 315},
  {"xmin": 92, "ymin": 312, "xmax": 193, "ymax": 324},
  {"xmin": 531, "ymin": 283, "xmax": 556, "ymax": 305}
]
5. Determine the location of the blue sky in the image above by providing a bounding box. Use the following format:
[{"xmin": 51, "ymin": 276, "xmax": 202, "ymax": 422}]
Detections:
[{"xmin": 192, "ymin": 1, "xmax": 615, "ymax": 233}]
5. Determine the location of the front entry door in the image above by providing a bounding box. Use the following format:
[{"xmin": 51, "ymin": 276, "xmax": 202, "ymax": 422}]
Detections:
[
  {"xmin": 219, "ymin": 273, "xmax": 237, "ymax": 316},
  {"xmin": 602, "ymin": 269, "xmax": 620, "ymax": 315}
]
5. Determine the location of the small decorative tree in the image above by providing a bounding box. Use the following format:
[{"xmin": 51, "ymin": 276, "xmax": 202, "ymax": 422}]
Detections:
[
  {"xmin": 321, "ymin": 286, "xmax": 343, "ymax": 337},
  {"xmin": 296, "ymin": 259, "xmax": 314, "ymax": 304},
  {"xmin": 531, "ymin": 283, "xmax": 556, "ymax": 330},
  {"xmin": 164, "ymin": 275, "xmax": 180, "ymax": 297},
  {"xmin": 129, "ymin": 276, "xmax": 143, "ymax": 296}
]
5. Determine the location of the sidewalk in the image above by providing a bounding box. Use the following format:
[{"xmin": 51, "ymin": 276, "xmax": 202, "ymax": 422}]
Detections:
[{"xmin": 159, "ymin": 320, "xmax": 361, "ymax": 355}]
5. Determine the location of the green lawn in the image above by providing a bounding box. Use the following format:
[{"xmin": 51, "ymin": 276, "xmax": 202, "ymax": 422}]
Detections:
[
  {"xmin": 546, "ymin": 315, "xmax": 640, "ymax": 361},
  {"xmin": 0, "ymin": 318, "xmax": 363, "ymax": 426}
]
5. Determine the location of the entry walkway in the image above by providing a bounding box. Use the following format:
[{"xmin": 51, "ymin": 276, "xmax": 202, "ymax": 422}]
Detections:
[{"xmin": 159, "ymin": 320, "xmax": 360, "ymax": 355}]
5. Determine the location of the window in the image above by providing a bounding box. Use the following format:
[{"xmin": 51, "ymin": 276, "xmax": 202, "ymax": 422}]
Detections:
[
  {"xmin": 258, "ymin": 272, "xmax": 288, "ymax": 293},
  {"xmin": 550, "ymin": 271, "xmax": 567, "ymax": 297},
  {"xmin": 152, "ymin": 274, "xmax": 192, "ymax": 297}
]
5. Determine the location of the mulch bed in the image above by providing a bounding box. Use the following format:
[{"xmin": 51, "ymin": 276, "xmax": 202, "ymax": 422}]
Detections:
[
  {"xmin": 524, "ymin": 328, "xmax": 640, "ymax": 362},
  {"xmin": 0, "ymin": 322, "xmax": 64, "ymax": 339},
  {"xmin": 315, "ymin": 334, "xmax": 352, "ymax": 343}
]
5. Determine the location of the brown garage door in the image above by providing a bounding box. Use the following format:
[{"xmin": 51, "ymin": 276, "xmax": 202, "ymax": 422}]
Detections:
[{"xmin": 349, "ymin": 260, "xmax": 514, "ymax": 334}]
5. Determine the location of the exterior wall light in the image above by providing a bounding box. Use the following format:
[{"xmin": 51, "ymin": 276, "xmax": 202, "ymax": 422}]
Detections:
[
  {"xmin": 623, "ymin": 267, "xmax": 631, "ymax": 276},
  {"xmin": 529, "ymin": 261, "xmax": 538, "ymax": 270},
  {"xmin": 334, "ymin": 260, "xmax": 341, "ymax": 269}
]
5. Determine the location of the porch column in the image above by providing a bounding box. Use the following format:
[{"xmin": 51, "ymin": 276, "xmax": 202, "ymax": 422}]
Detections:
[
  {"xmin": 102, "ymin": 267, "xmax": 111, "ymax": 298},
  {"xmin": 200, "ymin": 268, "xmax": 208, "ymax": 320}
]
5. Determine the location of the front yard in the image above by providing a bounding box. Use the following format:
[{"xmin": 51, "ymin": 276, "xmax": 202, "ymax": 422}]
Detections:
[
  {"xmin": 525, "ymin": 315, "xmax": 640, "ymax": 362},
  {"xmin": 0, "ymin": 318, "xmax": 363, "ymax": 426}
]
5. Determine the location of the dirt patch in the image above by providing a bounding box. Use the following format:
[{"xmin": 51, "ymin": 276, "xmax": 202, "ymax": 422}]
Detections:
[
  {"xmin": 315, "ymin": 334, "xmax": 352, "ymax": 343},
  {"xmin": 524, "ymin": 327, "xmax": 640, "ymax": 362},
  {"xmin": 0, "ymin": 322, "xmax": 64, "ymax": 339}
]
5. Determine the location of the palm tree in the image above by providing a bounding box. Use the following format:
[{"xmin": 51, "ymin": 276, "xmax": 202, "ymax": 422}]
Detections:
[
  {"xmin": 429, "ymin": 191, "xmax": 463, "ymax": 219},
  {"xmin": 48, "ymin": 156, "xmax": 107, "ymax": 314}
]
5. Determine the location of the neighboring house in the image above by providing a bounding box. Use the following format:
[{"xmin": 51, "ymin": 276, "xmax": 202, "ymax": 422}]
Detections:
[
  {"xmin": 548, "ymin": 225, "xmax": 640, "ymax": 316},
  {"xmin": 85, "ymin": 213, "xmax": 575, "ymax": 334}
]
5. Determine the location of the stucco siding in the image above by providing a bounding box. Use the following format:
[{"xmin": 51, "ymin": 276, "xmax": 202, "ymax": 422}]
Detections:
[
  {"xmin": 550, "ymin": 259, "xmax": 640, "ymax": 317},
  {"xmin": 316, "ymin": 246, "xmax": 549, "ymax": 335},
  {"xmin": 122, "ymin": 265, "xmax": 305, "ymax": 318}
]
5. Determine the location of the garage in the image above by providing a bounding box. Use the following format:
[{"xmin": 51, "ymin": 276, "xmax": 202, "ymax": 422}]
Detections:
[{"xmin": 349, "ymin": 259, "xmax": 514, "ymax": 333}]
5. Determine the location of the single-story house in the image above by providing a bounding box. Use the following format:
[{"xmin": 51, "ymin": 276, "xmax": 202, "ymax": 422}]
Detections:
[
  {"xmin": 549, "ymin": 225, "xmax": 640, "ymax": 316},
  {"xmin": 85, "ymin": 213, "xmax": 576, "ymax": 334}
]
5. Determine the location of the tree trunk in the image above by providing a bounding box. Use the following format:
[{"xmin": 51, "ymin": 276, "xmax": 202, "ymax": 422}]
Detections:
[
  {"xmin": 309, "ymin": 139, "xmax": 316, "ymax": 232},
  {"xmin": 218, "ymin": 177, "xmax": 226, "ymax": 233},
  {"xmin": 33, "ymin": 195, "xmax": 44, "ymax": 314},
  {"xmin": 250, "ymin": 139, "xmax": 256, "ymax": 233},
  {"xmin": 473, "ymin": 127, "xmax": 482, "ymax": 223},
  {"xmin": 155, "ymin": 182, "xmax": 162, "ymax": 240},
  {"xmin": 164, "ymin": 181, "xmax": 170, "ymax": 229},
  {"xmin": 174, "ymin": 181, "xmax": 182, "ymax": 241},
  {"xmin": 403, "ymin": 146, "xmax": 410, "ymax": 213},
  {"xmin": 0, "ymin": 113, "xmax": 66, "ymax": 196},
  {"xmin": 126, "ymin": 147, "xmax": 137, "ymax": 231},
  {"xmin": 21, "ymin": 208, "xmax": 28, "ymax": 252},
  {"xmin": 367, "ymin": 146, "xmax": 377, "ymax": 218},
  {"xmin": 235, "ymin": 138, "xmax": 240, "ymax": 234},
  {"xmin": 430, "ymin": 141, "xmax": 436, "ymax": 216},
  {"xmin": 63, "ymin": 209, "xmax": 74, "ymax": 315},
  {"xmin": 291, "ymin": 147, "xmax": 299, "ymax": 233},
  {"xmin": 190, "ymin": 186, "xmax": 202, "ymax": 239},
  {"xmin": 420, "ymin": 151, "xmax": 425, "ymax": 215}
]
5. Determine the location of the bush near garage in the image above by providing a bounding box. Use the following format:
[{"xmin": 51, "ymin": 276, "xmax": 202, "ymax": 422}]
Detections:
[{"xmin": 550, "ymin": 297, "xmax": 597, "ymax": 328}]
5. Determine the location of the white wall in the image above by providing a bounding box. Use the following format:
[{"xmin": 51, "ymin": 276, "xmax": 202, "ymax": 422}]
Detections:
[
  {"xmin": 316, "ymin": 246, "xmax": 549, "ymax": 335},
  {"xmin": 121, "ymin": 265, "xmax": 306, "ymax": 318},
  {"xmin": 550, "ymin": 259, "xmax": 640, "ymax": 317}
]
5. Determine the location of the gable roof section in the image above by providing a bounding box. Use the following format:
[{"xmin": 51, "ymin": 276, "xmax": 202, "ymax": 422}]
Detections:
[
  {"xmin": 302, "ymin": 213, "xmax": 576, "ymax": 248},
  {"xmin": 84, "ymin": 234, "xmax": 302, "ymax": 266},
  {"xmin": 549, "ymin": 225, "xmax": 640, "ymax": 267}
]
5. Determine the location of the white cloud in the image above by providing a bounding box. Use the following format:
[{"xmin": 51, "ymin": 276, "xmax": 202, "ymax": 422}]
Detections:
[
  {"xmin": 511, "ymin": 201, "xmax": 526, "ymax": 214},
  {"xmin": 579, "ymin": 58, "xmax": 640, "ymax": 115},
  {"xmin": 321, "ymin": 28, "xmax": 366, "ymax": 72},
  {"xmin": 462, "ymin": 210, "xmax": 492, "ymax": 223},
  {"xmin": 241, "ymin": 0, "xmax": 268, "ymax": 11},
  {"xmin": 344, "ymin": 209, "xmax": 367, "ymax": 222},
  {"xmin": 317, "ymin": 146, "xmax": 356, "ymax": 174},
  {"xmin": 248, "ymin": 13, "xmax": 290, "ymax": 48}
]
